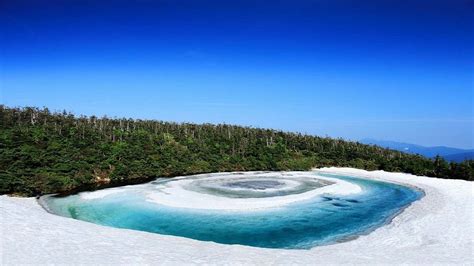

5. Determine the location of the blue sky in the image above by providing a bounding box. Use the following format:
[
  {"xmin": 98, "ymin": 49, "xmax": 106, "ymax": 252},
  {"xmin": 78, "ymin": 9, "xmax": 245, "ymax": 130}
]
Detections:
[{"xmin": 1, "ymin": 0, "xmax": 473, "ymax": 148}]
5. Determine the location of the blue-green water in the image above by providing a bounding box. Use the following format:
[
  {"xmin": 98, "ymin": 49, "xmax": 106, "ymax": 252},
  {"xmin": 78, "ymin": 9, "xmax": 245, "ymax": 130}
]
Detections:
[{"xmin": 42, "ymin": 173, "xmax": 423, "ymax": 249}]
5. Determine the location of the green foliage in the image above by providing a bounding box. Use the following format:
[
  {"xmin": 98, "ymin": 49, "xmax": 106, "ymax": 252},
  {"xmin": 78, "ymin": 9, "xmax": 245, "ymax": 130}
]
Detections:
[{"xmin": 0, "ymin": 105, "xmax": 472, "ymax": 196}]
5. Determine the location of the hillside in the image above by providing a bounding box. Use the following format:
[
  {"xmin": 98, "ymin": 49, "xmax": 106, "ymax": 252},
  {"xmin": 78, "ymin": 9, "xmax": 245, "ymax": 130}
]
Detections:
[{"xmin": 1, "ymin": 106, "xmax": 472, "ymax": 196}]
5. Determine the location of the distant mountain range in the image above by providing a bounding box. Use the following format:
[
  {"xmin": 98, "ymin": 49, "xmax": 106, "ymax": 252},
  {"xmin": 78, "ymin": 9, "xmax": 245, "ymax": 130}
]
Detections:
[{"xmin": 360, "ymin": 139, "xmax": 474, "ymax": 162}]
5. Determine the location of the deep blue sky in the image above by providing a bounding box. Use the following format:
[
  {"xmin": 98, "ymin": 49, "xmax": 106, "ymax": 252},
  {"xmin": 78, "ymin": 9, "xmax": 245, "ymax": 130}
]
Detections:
[{"xmin": 1, "ymin": 0, "xmax": 473, "ymax": 148}]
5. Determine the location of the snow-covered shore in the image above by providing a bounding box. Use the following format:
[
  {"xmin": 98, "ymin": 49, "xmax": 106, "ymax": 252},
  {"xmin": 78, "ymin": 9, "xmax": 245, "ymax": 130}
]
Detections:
[{"xmin": 1, "ymin": 168, "xmax": 473, "ymax": 265}]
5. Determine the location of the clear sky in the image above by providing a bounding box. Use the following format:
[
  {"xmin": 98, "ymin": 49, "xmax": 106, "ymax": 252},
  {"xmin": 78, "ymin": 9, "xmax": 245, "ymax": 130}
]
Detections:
[{"xmin": 1, "ymin": 0, "xmax": 473, "ymax": 148}]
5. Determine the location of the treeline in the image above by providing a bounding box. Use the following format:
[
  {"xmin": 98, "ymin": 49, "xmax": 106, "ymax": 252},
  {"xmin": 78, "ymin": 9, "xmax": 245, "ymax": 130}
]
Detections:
[{"xmin": 0, "ymin": 106, "xmax": 472, "ymax": 196}]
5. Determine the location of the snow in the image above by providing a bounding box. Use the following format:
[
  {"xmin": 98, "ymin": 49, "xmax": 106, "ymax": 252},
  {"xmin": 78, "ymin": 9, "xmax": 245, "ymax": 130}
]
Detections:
[
  {"xmin": 79, "ymin": 187, "xmax": 127, "ymax": 199},
  {"xmin": 145, "ymin": 172, "xmax": 361, "ymax": 211},
  {"xmin": 1, "ymin": 168, "xmax": 473, "ymax": 265}
]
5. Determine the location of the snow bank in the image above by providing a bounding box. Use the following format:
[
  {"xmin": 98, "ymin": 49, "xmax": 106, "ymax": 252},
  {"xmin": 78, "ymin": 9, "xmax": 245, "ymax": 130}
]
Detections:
[
  {"xmin": 1, "ymin": 168, "xmax": 473, "ymax": 265},
  {"xmin": 79, "ymin": 187, "xmax": 126, "ymax": 199}
]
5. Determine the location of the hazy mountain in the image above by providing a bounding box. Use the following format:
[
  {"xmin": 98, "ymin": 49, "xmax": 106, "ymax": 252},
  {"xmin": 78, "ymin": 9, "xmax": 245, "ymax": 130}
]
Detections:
[
  {"xmin": 359, "ymin": 139, "xmax": 474, "ymax": 162},
  {"xmin": 443, "ymin": 152, "xmax": 474, "ymax": 162}
]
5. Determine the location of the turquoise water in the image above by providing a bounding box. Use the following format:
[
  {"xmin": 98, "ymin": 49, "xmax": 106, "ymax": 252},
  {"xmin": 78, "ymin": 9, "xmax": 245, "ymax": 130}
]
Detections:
[{"xmin": 42, "ymin": 173, "xmax": 423, "ymax": 249}]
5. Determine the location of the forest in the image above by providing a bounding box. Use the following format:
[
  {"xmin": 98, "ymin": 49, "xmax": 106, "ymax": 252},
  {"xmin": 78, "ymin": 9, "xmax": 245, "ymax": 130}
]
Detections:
[{"xmin": 1, "ymin": 105, "xmax": 472, "ymax": 196}]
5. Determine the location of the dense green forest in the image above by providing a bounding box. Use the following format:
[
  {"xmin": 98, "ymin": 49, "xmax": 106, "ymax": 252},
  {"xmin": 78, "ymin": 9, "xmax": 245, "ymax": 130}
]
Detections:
[{"xmin": 1, "ymin": 106, "xmax": 472, "ymax": 196}]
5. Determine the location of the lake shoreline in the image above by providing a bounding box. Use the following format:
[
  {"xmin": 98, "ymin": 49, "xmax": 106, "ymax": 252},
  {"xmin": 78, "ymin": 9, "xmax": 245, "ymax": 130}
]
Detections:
[{"xmin": 1, "ymin": 167, "xmax": 473, "ymax": 264}]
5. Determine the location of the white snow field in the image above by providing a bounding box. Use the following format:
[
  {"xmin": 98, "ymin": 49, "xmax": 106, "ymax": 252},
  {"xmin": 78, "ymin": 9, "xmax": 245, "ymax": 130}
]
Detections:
[{"xmin": 1, "ymin": 168, "xmax": 473, "ymax": 265}]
